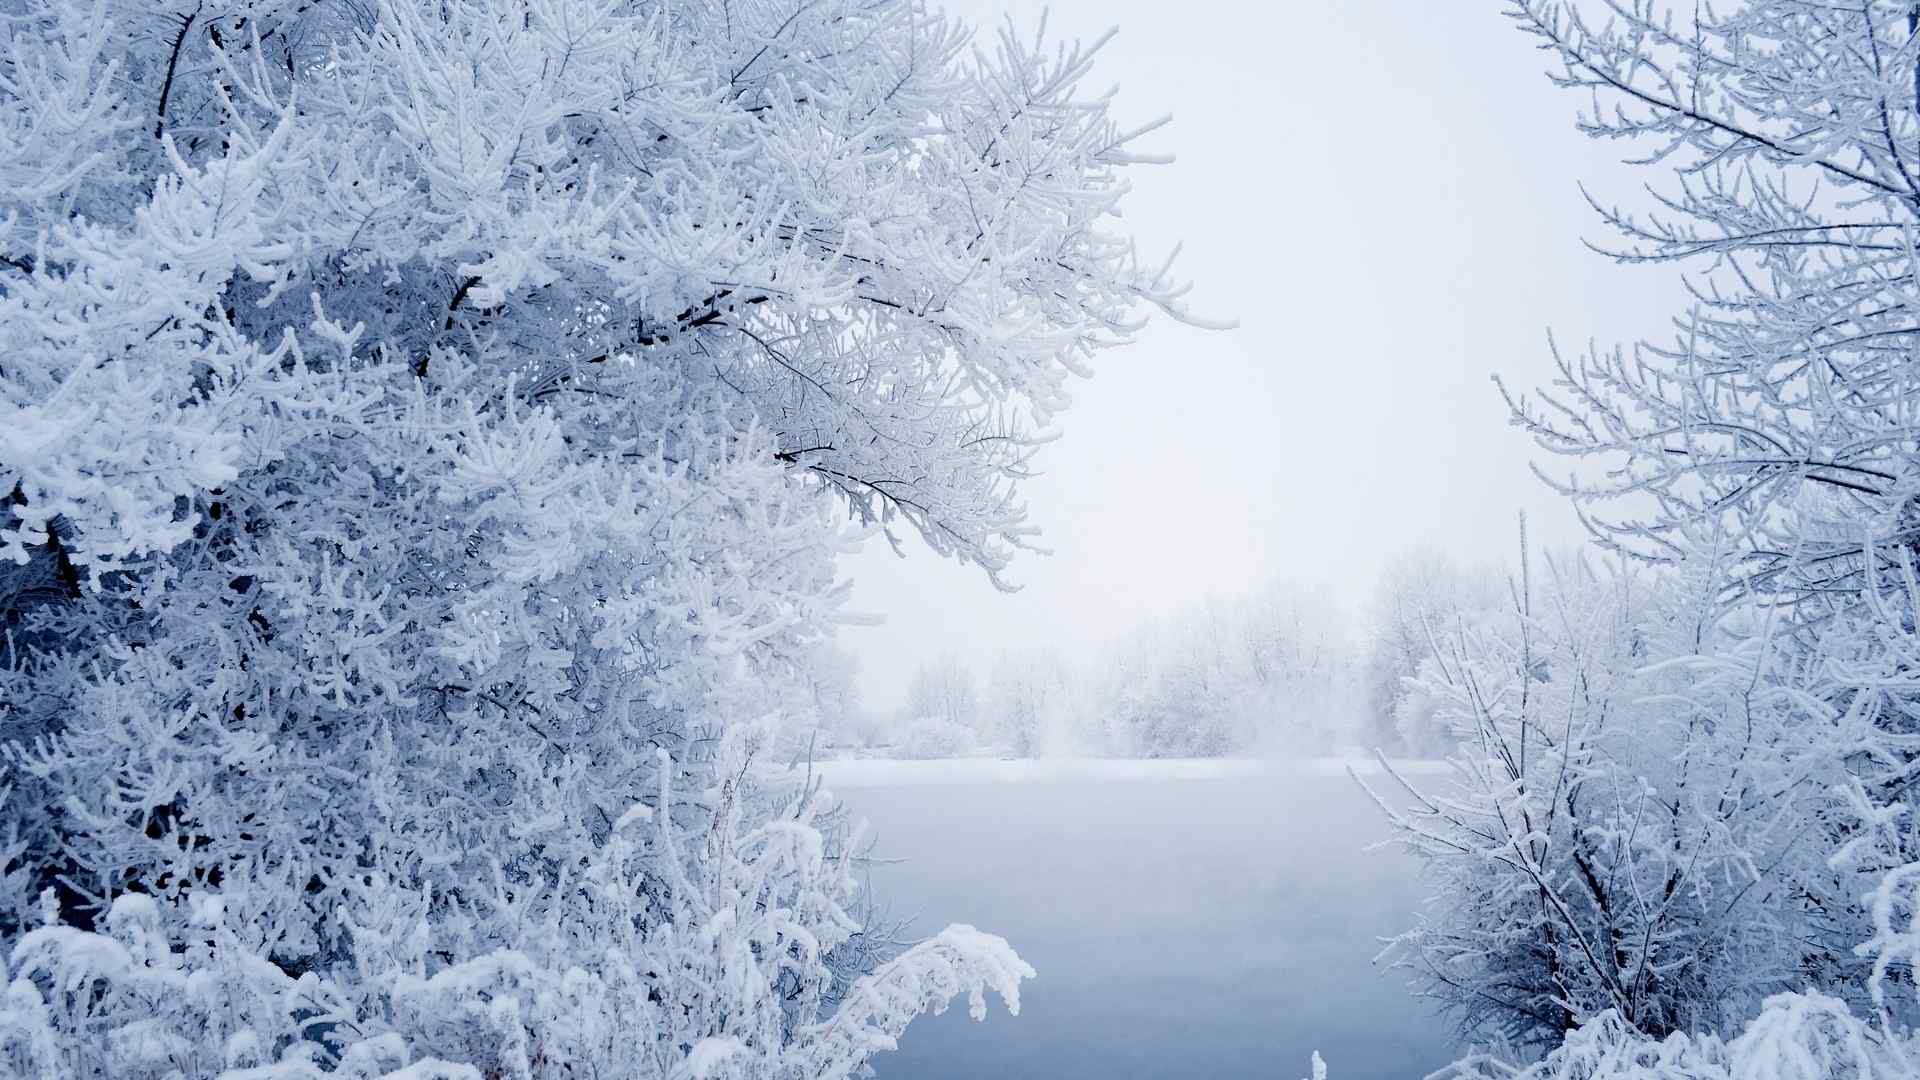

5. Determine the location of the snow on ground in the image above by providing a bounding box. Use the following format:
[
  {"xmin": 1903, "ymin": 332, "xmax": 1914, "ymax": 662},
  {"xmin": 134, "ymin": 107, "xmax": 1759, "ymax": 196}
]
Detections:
[{"xmin": 820, "ymin": 757, "xmax": 1459, "ymax": 1079}]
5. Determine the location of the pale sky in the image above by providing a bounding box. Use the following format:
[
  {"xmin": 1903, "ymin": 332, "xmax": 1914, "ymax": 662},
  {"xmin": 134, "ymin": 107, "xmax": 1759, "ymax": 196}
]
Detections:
[{"xmin": 842, "ymin": 2, "xmax": 1686, "ymax": 709}]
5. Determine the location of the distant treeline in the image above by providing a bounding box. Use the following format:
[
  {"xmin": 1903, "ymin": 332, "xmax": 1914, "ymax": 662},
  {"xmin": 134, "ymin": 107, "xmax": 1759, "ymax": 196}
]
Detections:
[{"xmin": 824, "ymin": 552, "xmax": 1509, "ymax": 760}]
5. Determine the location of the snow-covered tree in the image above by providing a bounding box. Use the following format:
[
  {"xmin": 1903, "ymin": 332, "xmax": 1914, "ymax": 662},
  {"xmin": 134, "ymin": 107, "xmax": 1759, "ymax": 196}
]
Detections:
[
  {"xmin": 1494, "ymin": 0, "xmax": 1920, "ymax": 1006},
  {"xmin": 1072, "ymin": 584, "xmax": 1353, "ymax": 759},
  {"xmin": 1404, "ymin": 0, "xmax": 1920, "ymax": 1068},
  {"xmin": 983, "ymin": 649, "xmax": 1072, "ymax": 758},
  {"xmin": 1093, "ymin": 615, "xmax": 1240, "ymax": 757},
  {"xmin": 1370, "ymin": 543, "xmax": 1854, "ymax": 1050},
  {"xmin": 797, "ymin": 642, "xmax": 864, "ymax": 757},
  {"xmin": 1231, "ymin": 581, "xmax": 1355, "ymax": 752},
  {"xmin": 0, "ymin": 0, "xmax": 1205, "ymax": 1073},
  {"xmin": 892, "ymin": 653, "xmax": 985, "ymax": 758},
  {"xmin": 1500, "ymin": 0, "xmax": 1920, "ymax": 603},
  {"xmin": 902, "ymin": 653, "xmax": 981, "ymax": 735},
  {"xmin": 1361, "ymin": 549, "xmax": 1504, "ymax": 755}
]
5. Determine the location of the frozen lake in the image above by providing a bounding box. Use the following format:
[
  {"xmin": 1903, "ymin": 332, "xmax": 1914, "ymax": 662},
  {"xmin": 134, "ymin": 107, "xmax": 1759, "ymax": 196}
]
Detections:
[{"xmin": 820, "ymin": 758, "xmax": 1459, "ymax": 1079}]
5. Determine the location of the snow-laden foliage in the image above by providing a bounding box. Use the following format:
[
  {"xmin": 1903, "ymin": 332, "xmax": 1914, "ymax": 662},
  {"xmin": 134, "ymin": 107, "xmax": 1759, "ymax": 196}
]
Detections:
[
  {"xmin": 0, "ymin": 728, "xmax": 1035, "ymax": 1079},
  {"xmin": 1497, "ymin": 0, "xmax": 1920, "ymax": 596},
  {"xmin": 1360, "ymin": 549, "xmax": 1505, "ymax": 756},
  {"xmin": 1437, "ymin": 993, "xmax": 1917, "ymax": 1080},
  {"xmin": 1402, "ymin": 0, "xmax": 1920, "ymax": 1071},
  {"xmin": 891, "ymin": 714, "xmax": 977, "ymax": 762},
  {"xmin": 1370, "ymin": 544, "xmax": 1858, "ymax": 1050},
  {"xmin": 0, "ymin": 0, "xmax": 1197, "ymax": 1072}
]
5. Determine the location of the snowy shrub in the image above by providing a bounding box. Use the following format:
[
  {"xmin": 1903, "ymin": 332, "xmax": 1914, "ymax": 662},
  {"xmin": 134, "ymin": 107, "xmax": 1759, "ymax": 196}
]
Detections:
[
  {"xmin": 1370, "ymin": 546, "xmax": 1854, "ymax": 1049},
  {"xmin": 0, "ymin": 728, "xmax": 1035, "ymax": 1080},
  {"xmin": 1399, "ymin": 0, "xmax": 1920, "ymax": 1068},
  {"xmin": 0, "ymin": 0, "xmax": 1201, "ymax": 1072},
  {"xmin": 900, "ymin": 655, "xmax": 984, "ymax": 748},
  {"xmin": 1362, "ymin": 549, "xmax": 1505, "ymax": 756},
  {"xmin": 1437, "ymin": 992, "xmax": 1919, "ymax": 1080},
  {"xmin": 894, "ymin": 715, "xmax": 979, "ymax": 761},
  {"xmin": 1389, "ymin": 676, "xmax": 1452, "ymax": 760}
]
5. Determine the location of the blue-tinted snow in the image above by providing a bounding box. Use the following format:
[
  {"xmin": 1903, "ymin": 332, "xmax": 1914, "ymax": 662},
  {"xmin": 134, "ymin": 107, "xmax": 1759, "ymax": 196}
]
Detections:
[{"xmin": 824, "ymin": 758, "xmax": 1460, "ymax": 1079}]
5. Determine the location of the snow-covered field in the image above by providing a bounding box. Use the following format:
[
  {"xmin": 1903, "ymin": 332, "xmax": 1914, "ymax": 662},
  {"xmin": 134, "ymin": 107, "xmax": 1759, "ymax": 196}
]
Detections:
[{"xmin": 820, "ymin": 757, "xmax": 1459, "ymax": 1078}]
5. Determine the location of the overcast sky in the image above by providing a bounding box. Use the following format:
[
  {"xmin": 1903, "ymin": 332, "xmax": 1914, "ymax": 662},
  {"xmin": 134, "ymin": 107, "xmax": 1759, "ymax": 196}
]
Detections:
[{"xmin": 842, "ymin": 2, "xmax": 1688, "ymax": 709}]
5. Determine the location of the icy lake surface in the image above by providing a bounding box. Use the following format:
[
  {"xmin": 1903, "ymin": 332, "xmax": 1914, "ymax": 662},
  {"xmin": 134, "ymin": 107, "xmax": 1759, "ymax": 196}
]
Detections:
[{"xmin": 820, "ymin": 758, "xmax": 1460, "ymax": 1079}]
